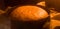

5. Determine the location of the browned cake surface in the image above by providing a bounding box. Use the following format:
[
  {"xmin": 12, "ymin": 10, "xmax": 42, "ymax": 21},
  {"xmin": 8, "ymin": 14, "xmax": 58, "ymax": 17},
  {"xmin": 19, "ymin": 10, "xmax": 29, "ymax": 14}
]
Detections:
[{"xmin": 10, "ymin": 5, "xmax": 48, "ymax": 21}]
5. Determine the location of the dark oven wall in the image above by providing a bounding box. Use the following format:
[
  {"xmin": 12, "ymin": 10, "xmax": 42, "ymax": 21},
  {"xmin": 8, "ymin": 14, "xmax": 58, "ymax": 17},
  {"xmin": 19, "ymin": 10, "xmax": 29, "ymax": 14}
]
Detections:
[
  {"xmin": 46, "ymin": 0, "xmax": 60, "ymax": 12},
  {"xmin": 4, "ymin": 0, "xmax": 44, "ymax": 7}
]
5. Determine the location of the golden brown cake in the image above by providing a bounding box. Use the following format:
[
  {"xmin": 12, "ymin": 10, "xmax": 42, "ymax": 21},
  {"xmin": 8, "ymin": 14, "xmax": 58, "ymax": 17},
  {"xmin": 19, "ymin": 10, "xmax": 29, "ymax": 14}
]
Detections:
[{"xmin": 10, "ymin": 5, "xmax": 48, "ymax": 21}]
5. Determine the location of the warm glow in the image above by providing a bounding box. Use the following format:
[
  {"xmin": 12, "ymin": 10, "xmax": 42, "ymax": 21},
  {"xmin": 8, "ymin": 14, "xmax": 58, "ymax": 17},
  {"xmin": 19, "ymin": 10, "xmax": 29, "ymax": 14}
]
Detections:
[
  {"xmin": 10, "ymin": 5, "xmax": 48, "ymax": 21},
  {"xmin": 50, "ymin": 10, "xmax": 60, "ymax": 18},
  {"xmin": 50, "ymin": 10, "xmax": 60, "ymax": 29},
  {"xmin": 50, "ymin": 20, "xmax": 60, "ymax": 29},
  {"xmin": 36, "ymin": 1, "xmax": 45, "ymax": 7},
  {"xmin": 0, "ymin": 10, "xmax": 5, "ymax": 15}
]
